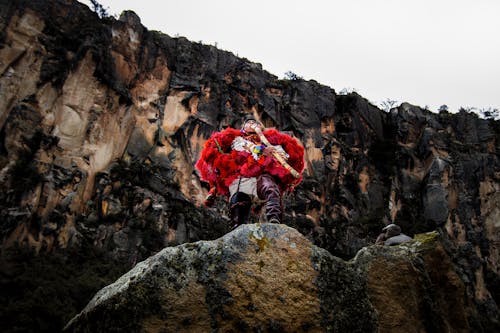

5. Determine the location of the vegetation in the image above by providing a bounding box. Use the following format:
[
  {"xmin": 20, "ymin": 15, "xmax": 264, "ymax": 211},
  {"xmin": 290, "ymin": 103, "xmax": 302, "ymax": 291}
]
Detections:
[
  {"xmin": 89, "ymin": 0, "xmax": 110, "ymax": 18},
  {"xmin": 338, "ymin": 87, "xmax": 358, "ymax": 95},
  {"xmin": 283, "ymin": 70, "xmax": 302, "ymax": 81},
  {"xmin": 479, "ymin": 107, "xmax": 500, "ymax": 120},
  {"xmin": 0, "ymin": 246, "xmax": 128, "ymax": 333},
  {"xmin": 379, "ymin": 98, "xmax": 400, "ymax": 112},
  {"xmin": 438, "ymin": 104, "xmax": 449, "ymax": 112},
  {"xmin": 459, "ymin": 106, "xmax": 500, "ymax": 120}
]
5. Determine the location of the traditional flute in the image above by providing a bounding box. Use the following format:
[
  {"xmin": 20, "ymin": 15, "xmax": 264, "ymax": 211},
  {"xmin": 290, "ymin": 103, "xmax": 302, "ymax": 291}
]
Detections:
[{"xmin": 253, "ymin": 126, "xmax": 301, "ymax": 178}]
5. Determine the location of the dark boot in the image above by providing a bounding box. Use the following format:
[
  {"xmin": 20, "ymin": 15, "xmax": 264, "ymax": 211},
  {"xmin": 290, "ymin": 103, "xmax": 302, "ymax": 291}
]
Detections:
[
  {"xmin": 229, "ymin": 192, "xmax": 252, "ymax": 229},
  {"xmin": 257, "ymin": 174, "xmax": 282, "ymax": 223}
]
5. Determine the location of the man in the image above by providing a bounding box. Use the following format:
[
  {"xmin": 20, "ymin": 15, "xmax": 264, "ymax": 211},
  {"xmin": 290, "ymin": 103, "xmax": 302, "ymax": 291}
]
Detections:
[
  {"xmin": 375, "ymin": 223, "xmax": 412, "ymax": 246},
  {"xmin": 195, "ymin": 115, "xmax": 304, "ymax": 229}
]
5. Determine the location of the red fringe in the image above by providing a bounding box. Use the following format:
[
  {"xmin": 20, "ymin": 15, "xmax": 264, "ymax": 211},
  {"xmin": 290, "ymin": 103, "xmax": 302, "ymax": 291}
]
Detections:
[{"xmin": 195, "ymin": 127, "xmax": 304, "ymax": 196}]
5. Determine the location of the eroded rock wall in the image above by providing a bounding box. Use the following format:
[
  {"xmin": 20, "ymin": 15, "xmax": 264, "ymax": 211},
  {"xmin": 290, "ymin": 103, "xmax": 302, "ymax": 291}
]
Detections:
[{"xmin": 0, "ymin": 0, "xmax": 499, "ymax": 331}]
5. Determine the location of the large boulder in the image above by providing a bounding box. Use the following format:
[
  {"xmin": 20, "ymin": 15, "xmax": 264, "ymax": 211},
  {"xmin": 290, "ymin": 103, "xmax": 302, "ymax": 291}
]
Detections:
[{"xmin": 65, "ymin": 224, "xmax": 483, "ymax": 332}]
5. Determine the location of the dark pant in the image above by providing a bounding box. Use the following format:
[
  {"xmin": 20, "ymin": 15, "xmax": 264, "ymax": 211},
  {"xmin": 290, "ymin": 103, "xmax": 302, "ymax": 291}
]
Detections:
[
  {"xmin": 257, "ymin": 174, "xmax": 282, "ymax": 223},
  {"xmin": 229, "ymin": 192, "xmax": 252, "ymax": 229},
  {"xmin": 229, "ymin": 174, "xmax": 282, "ymax": 228}
]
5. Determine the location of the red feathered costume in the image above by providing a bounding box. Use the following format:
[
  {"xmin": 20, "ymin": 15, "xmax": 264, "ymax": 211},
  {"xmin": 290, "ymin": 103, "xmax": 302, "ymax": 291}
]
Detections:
[{"xmin": 195, "ymin": 127, "xmax": 305, "ymax": 197}]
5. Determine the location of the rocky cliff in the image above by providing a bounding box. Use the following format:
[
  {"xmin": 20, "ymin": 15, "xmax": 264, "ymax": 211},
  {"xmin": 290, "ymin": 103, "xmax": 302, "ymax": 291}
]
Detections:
[{"xmin": 0, "ymin": 0, "xmax": 499, "ymax": 332}]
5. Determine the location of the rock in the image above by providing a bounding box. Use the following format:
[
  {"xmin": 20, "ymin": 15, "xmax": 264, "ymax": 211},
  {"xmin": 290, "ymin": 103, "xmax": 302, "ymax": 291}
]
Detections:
[
  {"xmin": 65, "ymin": 225, "xmax": 486, "ymax": 333},
  {"xmin": 0, "ymin": 1, "xmax": 499, "ymax": 331},
  {"xmin": 63, "ymin": 224, "xmax": 373, "ymax": 332},
  {"xmin": 360, "ymin": 232, "xmax": 472, "ymax": 333}
]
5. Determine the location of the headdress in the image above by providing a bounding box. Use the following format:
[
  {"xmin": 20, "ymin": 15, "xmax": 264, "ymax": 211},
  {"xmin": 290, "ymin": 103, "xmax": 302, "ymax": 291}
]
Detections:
[{"xmin": 241, "ymin": 114, "xmax": 258, "ymax": 128}]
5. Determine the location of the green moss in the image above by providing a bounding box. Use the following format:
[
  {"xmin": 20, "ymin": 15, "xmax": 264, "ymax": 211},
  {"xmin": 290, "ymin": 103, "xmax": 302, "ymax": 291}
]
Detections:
[
  {"xmin": 413, "ymin": 231, "xmax": 439, "ymax": 250},
  {"xmin": 413, "ymin": 230, "xmax": 439, "ymax": 243},
  {"xmin": 249, "ymin": 233, "xmax": 271, "ymax": 253}
]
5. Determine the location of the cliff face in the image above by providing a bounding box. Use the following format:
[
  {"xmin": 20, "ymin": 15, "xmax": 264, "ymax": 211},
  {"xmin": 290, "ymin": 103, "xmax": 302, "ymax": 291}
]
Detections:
[{"xmin": 0, "ymin": 0, "xmax": 499, "ymax": 332}]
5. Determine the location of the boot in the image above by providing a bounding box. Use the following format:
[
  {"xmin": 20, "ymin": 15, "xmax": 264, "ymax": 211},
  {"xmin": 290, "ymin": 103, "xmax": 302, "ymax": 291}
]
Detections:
[
  {"xmin": 229, "ymin": 192, "xmax": 252, "ymax": 229},
  {"xmin": 257, "ymin": 174, "xmax": 282, "ymax": 223}
]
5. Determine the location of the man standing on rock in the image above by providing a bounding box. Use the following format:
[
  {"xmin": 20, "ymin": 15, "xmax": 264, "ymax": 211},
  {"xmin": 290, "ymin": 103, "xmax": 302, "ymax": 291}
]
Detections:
[{"xmin": 196, "ymin": 115, "xmax": 305, "ymax": 229}]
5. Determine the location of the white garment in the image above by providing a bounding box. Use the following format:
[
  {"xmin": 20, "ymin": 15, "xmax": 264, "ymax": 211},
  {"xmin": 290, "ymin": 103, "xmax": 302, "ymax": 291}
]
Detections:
[{"xmin": 229, "ymin": 177, "xmax": 257, "ymax": 198}]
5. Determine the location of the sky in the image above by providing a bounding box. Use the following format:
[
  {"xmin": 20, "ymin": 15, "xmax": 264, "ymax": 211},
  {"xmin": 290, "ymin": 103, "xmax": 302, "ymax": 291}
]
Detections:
[{"xmin": 80, "ymin": 0, "xmax": 500, "ymax": 113}]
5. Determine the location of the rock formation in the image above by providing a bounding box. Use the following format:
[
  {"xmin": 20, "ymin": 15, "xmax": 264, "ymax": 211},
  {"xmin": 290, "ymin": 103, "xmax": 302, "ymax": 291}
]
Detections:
[
  {"xmin": 0, "ymin": 0, "xmax": 498, "ymax": 331},
  {"xmin": 65, "ymin": 224, "xmax": 474, "ymax": 333}
]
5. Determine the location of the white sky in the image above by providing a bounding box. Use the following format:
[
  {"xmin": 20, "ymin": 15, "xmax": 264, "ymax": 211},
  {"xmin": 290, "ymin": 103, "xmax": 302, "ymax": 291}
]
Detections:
[{"xmin": 80, "ymin": 0, "xmax": 500, "ymax": 113}]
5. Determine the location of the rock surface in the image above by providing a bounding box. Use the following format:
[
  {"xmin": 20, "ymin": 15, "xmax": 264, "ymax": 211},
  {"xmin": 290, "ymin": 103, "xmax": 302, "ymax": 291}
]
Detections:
[
  {"xmin": 65, "ymin": 224, "xmax": 474, "ymax": 333},
  {"xmin": 0, "ymin": 0, "xmax": 499, "ymax": 332}
]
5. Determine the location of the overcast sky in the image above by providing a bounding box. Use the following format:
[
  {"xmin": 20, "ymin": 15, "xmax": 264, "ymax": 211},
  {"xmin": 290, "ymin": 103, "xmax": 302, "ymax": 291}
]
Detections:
[{"xmin": 80, "ymin": 0, "xmax": 500, "ymax": 113}]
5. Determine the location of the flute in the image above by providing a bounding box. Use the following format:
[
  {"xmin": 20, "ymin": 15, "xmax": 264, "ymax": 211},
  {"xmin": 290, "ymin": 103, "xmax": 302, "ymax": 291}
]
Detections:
[{"xmin": 253, "ymin": 126, "xmax": 301, "ymax": 179}]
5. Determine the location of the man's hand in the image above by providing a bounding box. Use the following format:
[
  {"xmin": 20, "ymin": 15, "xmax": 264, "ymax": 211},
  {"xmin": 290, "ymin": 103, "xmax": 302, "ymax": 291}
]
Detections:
[{"xmin": 204, "ymin": 187, "xmax": 217, "ymax": 207}]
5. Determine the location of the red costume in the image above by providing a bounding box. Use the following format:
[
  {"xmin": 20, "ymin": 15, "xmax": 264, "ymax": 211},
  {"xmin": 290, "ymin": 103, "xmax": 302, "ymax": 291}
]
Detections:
[
  {"xmin": 195, "ymin": 126, "xmax": 305, "ymax": 227},
  {"xmin": 196, "ymin": 127, "xmax": 304, "ymax": 195}
]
